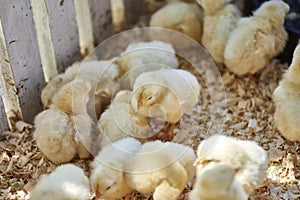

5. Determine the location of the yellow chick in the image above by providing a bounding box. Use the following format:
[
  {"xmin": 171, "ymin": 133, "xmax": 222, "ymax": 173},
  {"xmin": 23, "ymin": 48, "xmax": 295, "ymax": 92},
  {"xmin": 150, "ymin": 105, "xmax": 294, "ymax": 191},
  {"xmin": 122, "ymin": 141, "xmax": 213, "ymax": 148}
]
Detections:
[
  {"xmin": 90, "ymin": 138, "xmax": 142, "ymax": 200},
  {"xmin": 130, "ymin": 68, "xmax": 200, "ymax": 139},
  {"xmin": 34, "ymin": 80, "xmax": 92, "ymax": 164},
  {"xmin": 150, "ymin": 1, "xmax": 203, "ymax": 42},
  {"xmin": 41, "ymin": 60, "xmax": 119, "ymax": 117},
  {"xmin": 224, "ymin": 0, "xmax": 289, "ymax": 75},
  {"xmin": 30, "ymin": 164, "xmax": 90, "ymax": 200},
  {"xmin": 189, "ymin": 162, "xmax": 248, "ymax": 200},
  {"xmin": 273, "ymin": 43, "xmax": 300, "ymax": 141},
  {"xmin": 194, "ymin": 135, "xmax": 268, "ymax": 195},
  {"xmin": 98, "ymin": 90, "xmax": 151, "ymax": 148},
  {"xmin": 115, "ymin": 41, "xmax": 179, "ymax": 89},
  {"xmin": 41, "ymin": 62, "xmax": 81, "ymax": 109},
  {"xmin": 124, "ymin": 140, "xmax": 188, "ymax": 200},
  {"xmin": 198, "ymin": 0, "xmax": 241, "ymax": 63}
]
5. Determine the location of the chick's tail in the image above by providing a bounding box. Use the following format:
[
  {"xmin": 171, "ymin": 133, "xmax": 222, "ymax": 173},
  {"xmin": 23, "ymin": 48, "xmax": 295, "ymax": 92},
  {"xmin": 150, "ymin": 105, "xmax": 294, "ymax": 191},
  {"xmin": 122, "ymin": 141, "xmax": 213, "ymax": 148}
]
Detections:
[
  {"xmin": 285, "ymin": 43, "xmax": 300, "ymax": 83},
  {"xmin": 290, "ymin": 44, "xmax": 300, "ymax": 72}
]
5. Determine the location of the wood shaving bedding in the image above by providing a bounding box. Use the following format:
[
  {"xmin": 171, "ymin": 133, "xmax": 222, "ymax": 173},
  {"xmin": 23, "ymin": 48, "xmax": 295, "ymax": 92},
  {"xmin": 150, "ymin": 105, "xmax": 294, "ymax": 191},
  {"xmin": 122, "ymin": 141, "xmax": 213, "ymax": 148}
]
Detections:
[{"xmin": 1, "ymin": 57, "xmax": 299, "ymax": 199}]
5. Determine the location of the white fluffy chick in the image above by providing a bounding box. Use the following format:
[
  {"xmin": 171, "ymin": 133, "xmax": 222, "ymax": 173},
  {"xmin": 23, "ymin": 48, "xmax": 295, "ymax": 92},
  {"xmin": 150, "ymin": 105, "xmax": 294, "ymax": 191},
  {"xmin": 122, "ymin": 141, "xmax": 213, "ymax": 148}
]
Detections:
[
  {"xmin": 90, "ymin": 138, "xmax": 142, "ymax": 199},
  {"xmin": 198, "ymin": 0, "xmax": 241, "ymax": 63},
  {"xmin": 224, "ymin": 0, "xmax": 289, "ymax": 75},
  {"xmin": 34, "ymin": 80, "xmax": 93, "ymax": 164},
  {"xmin": 194, "ymin": 135, "xmax": 268, "ymax": 195},
  {"xmin": 189, "ymin": 162, "xmax": 248, "ymax": 200},
  {"xmin": 115, "ymin": 41, "xmax": 179, "ymax": 88},
  {"xmin": 30, "ymin": 164, "xmax": 90, "ymax": 200},
  {"xmin": 130, "ymin": 68, "xmax": 200, "ymax": 139},
  {"xmin": 98, "ymin": 90, "xmax": 151, "ymax": 148},
  {"xmin": 273, "ymin": 43, "xmax": 300, "ymax": 141},
  {"xmin": 150, "ymin": 1, "xmax": 203, "ymax": 42},
  {"xmin": 41, "ymin": 60, "xmax": 119, "ymax": 117},
  {"xmin": 124, "ymin": 140, "xmax": 188, "ymax": 200}
]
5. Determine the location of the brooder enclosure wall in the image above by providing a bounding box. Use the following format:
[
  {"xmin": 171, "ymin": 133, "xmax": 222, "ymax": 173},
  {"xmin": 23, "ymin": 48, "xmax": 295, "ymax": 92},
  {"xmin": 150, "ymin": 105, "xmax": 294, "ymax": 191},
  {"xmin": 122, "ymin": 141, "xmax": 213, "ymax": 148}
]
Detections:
[{"xmin": 0, "ymin": 0, "xmax": 144, "ymax": 132}]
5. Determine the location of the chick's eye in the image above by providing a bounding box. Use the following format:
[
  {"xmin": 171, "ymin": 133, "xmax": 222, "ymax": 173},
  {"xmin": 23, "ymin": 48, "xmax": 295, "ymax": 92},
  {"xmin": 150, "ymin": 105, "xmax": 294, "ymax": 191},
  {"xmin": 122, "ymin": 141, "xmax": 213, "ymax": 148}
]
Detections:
[
  {"xmin": 106, "ymin": 186, "xmax": 111, "ymax": 190},
  {"xmin": 147, "ymin": 96, "xmax": 153, "ymax": 101}
]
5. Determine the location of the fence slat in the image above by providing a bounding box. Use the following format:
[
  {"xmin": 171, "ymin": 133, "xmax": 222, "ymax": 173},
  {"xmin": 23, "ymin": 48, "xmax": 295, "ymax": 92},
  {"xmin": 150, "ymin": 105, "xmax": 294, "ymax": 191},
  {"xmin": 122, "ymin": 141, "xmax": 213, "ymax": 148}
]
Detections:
[
  {"xmin": 0, "ymin": 95, "xmax": 9, "ymax": 132},
  {"xmin": 0, "ymin": 16, "xmax": 23, "ymax": 129},
  {"xmin": 0, "ymin": 1, "xmax": 46, "ymax": 123},
  {"xmin": 0, "ymin": 82, "xmax": 9, "ymax": 132},
  {"xmin": 31, "ymin": 0, "xmax": 58, "ymax": 82},
  {"xmin": 45, "ymin": 0, "xmax": 81, "ymax": 73},
  {"xmin": 74, "ymin": 0, "xmax": 95, "ymax": 58},
  {"xmin": 110, "ymin": 0, "xmax": 125, "ymax": 32}
]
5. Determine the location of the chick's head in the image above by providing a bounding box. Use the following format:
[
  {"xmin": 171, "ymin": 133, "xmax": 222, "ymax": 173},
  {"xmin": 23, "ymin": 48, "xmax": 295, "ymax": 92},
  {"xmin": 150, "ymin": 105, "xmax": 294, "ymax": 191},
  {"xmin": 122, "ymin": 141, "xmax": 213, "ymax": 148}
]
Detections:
[
  {"xmin": 91, "ymin": 165, "xmax": 127, "ymax": 199},
  {"xmin": 131, "ymin": 84, "xmax": 166, "ymax": 116},
  {"xmin": 254, "ymin": 0, "xmax": 289, "ymax": 24}
]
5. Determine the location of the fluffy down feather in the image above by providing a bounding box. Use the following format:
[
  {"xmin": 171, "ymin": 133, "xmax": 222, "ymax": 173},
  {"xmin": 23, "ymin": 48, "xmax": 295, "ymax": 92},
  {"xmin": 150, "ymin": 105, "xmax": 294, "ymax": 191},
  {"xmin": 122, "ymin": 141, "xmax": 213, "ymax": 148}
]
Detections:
[
  {"xmin": 194, "ymin": 135, "xmax": 268, "ymax": 195},
  {"xmin": 189, "ymin": 162, "xmax": 248, "ymax": 200},
  {"xmin": 273, "ymin": 43, "xmax": 300, "ymax": 141},
  {"xmin": 130, "ymin": 68, "xmax": 200, "ymax": 123},
  {"xmin": 150, "ymin": 1, "xmax": 203, "ymax": 42},
  {"xmin": 34, "ymin": 80, "xmax": 92, "ymax": 164},
  {"xmin": 30, "ymin": 164, "xmax": 90, "ymax": 200},
  {"xmin": 90, "ymin": 138, "xmax": 142, "ymax": 199},
  {"xmin": 41, "ymin": 60, "xmax": 119, "ymax": 117},
  {"xmin": 199, "ymin": 0, "xmax": 241, "ymax": 63},
  {"xmin": 115, "ymin": 41, "xmax": 179, "ymax": 89},
  {"xmin": 224, "ymin": 0, "xmax": 289, "ymax": 75},
  {"xmin": 124, "ymin": 140, "xmax": 188, "ymax": 200},
  {"xmin": 98, "ymin": 90, "xmax": 150, "ymax": 147}
]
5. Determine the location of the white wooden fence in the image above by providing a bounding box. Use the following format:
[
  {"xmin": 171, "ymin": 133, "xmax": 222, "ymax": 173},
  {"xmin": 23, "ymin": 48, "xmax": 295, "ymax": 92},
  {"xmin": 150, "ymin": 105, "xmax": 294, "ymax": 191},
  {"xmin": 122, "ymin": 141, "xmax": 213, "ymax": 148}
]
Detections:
[{"xmin": 0, "ymin": 0, "xmax": 144, "ymax": 132}]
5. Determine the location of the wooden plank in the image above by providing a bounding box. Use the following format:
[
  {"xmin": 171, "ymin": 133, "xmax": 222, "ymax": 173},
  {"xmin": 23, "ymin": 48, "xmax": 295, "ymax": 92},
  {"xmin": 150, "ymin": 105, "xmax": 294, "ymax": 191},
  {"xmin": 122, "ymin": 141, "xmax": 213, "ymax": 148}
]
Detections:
[
  {"xmin": 0, "ymin": 16, "xmax": 23, "ymax": 129},
  {"xmin": 45, "ymin": 0, "xmax": 81, "ymax": 72},
  {"xmin": 31, "ymin": 0, "xmax": 58, "ymax": 82},
  {"xmin": 0, "ymin": 1, "xmax": 45, "ymax": 123},
  {"xmin": 110, "ymin": 0, "xmax": 125, "ymax": 32},
  {"xmin": 89, "ymin": 0, "xmax": 114, "ymax": 45},
  {"xmin": 74, "ymin": 0, "xmax": 95, "ymax": 58},
  {"xmin": 0, "ymin": 83, "xmax": 9, "ymax": 132}
]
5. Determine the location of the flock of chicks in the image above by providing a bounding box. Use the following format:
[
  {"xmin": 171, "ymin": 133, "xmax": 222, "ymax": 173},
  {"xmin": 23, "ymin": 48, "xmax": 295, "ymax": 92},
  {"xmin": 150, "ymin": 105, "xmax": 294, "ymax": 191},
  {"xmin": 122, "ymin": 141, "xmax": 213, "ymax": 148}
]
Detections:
[{"xmin": 27, "ymin": 0, "xmax": 300, "ymax": 199}]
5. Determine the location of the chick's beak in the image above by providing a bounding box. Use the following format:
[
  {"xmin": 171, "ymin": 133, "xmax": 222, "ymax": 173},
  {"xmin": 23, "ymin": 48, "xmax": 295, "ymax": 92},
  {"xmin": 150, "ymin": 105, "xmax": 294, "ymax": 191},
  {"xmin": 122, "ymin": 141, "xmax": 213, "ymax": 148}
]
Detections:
[
  {"xmin": 193, "ymin": 158, "xmax": 202, "ymax": 166},
  {"xmin": 95, "ymin": 191, "xmax": 102, "ymax": 199},
  {"xmin": 137, "ymin": 99, "xmax": 143, "ymax": 110}
]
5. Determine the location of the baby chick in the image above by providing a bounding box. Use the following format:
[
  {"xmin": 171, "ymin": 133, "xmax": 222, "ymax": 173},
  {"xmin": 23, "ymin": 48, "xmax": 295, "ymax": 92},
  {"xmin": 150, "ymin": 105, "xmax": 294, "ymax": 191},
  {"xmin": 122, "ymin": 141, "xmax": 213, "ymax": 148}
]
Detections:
[
  {"xmin": 198, "ymin": 0, "xmax": 241, "ymax": 63},
  {"xmin": 41, "ymin": 61, "xmax": 81, "ymax": 109},
  {"xmin": 90, "ymin": 138, "xmax": 142, "ymax": 199},
  {"xmin": 130, "ymin": 68, "xmax": 200, "ymax": 140},
  {"xmin": 273, "ymin": 43, "xmax": 300, "ymax": 141},
  {"xmin": 115, "ymin": 41, "xmax": 179, "ymax": 89},
  {"xmin": 150, "ymin": 1, "xmax": 203, "ymax": 42},
  {"xmin": 224, "ymin": 0, "xmax": 289, "ymax": 75},
  {"xmin": 41, "ymin": 60, "xmax": 119, "ymax": 117},
  {"xmin": 194, "ymin": 135, "xmax": 268, "ymax": 195},
  {"xmin": 30, "ymin": 164, "xmax": 90, "ymax": 200},
  {"xmin": 34, "ymin": 80, "xmax": 93, "ymax": 164},
  {"xmin": 98, "ymin": 90, "xmax": 151, "ymax": 148},
  {"xmin": 124, "ymin": 140, "xmax": 189, "ymax": 200},
  {"xmin": 189, "ymin": 162, "xmax": 248, "ymax": 200}
]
